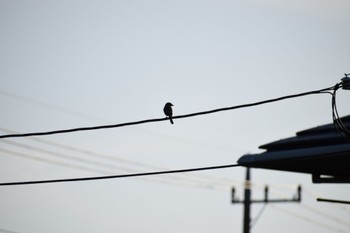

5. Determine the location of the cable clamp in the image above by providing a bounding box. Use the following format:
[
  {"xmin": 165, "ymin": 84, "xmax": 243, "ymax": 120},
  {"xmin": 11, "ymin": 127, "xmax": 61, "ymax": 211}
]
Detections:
[{"xmin": 341, "ymin": 73, "xmax": 350, "ymax": 90}]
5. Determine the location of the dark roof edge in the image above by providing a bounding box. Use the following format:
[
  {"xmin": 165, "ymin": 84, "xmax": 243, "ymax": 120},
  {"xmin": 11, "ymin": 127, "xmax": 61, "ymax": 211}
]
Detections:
[{"xmin": 237, "ymin": 144, "xmax": 350, "ymax": 166}]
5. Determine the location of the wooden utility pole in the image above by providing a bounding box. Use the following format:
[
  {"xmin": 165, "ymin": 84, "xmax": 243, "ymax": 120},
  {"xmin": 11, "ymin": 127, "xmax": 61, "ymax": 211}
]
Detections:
[
  {"xmin": 243, "ymin": 168, "xmax": 251, "ymax": 233},
  {"xmin": 232, "ymin": 168, "xmax": 301, "ymax": 233}
]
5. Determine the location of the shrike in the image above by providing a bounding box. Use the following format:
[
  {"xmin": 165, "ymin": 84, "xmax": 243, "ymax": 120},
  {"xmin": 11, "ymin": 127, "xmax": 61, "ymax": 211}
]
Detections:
[{"xmin": 163, "ymin": 102, "xmax": 174, "ymax": 124}]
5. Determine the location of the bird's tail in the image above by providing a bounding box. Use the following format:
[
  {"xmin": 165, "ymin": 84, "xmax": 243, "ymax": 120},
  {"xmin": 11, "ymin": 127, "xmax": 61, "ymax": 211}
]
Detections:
[{"xmin": 170, "ymin": 118, "xmax": 174, "ymax": 124}]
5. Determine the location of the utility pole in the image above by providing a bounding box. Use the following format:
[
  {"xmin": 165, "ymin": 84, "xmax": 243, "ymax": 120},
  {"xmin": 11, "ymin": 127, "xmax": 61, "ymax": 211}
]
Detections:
[
  {"xmin": 232, "ymin": 168, "xmax": 301, "ymax": 233},
  {"xmin": 243, "ymin": 168, "xmax": 251, "ymax": 233}
]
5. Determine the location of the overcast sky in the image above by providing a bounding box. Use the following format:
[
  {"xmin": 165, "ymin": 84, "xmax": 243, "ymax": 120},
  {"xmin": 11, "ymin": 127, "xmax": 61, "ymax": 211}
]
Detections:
[{"xmin": 0, "ymin": 1, "xmax": 349, "ymax": 233}]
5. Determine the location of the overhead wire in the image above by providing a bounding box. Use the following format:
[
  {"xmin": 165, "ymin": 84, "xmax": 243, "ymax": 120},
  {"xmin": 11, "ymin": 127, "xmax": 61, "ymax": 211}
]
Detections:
[
  {"xmin": 233, "ymin": 177, "xmax": 350, "ymax": 230},
  {"xmin": 250, "ymin": 203, "xmax": 267, "ymax": 229},
  {"xmin": 267, "ymin": 186, "xmax": 350, "ymax": 231},
  {"xmin": 231, "ymin": 182, "xmax": 350, "ymax": 232},
  {"xmin": 0, "ymin": 128, "xmax": 240, "ymax": 190},
  {"xmin": 0, "ymin": 139, "xmax": 138, "ymax": 174},
  {"xmin": 3, "ymin": 131, "xmax": 348, "ymax": 224},
  {"xmin": 331, "ymin": 82, "xmax": 350, "ymax": 142},
  {"xmin": 267, "ymin": 187, "xmax": 350, "ymax": 228},
  {"xmin": 1, "ymin": 151, "xmax": 347, "ymax": 230},
  {"xmin": 249, "ymin": 181, "xmax": 299, "ymax": 190},
  {"xmin": 0, "ymin": 163, "xmax": 240, "ymax": 186},
  {"xmin": 270, "ymin": 205, "xmax": 348, "ymax": 233},
  {"xmin": 0, "ymin": 143, "xmax": 235, "ymax": 191},
  {"xmin": 304, "ymin": 187, "xmax": 350, "ymax": 213},
  {"xmin": 0, "ymin": 84, "xmax": 339, "ymax": 139},
  {"xmin": 301, "ymin": 203, "xmax": 350, "ymax": 228},
  {"xmin": 0, "ymin": 90, "xmax": 238, "ymax": 155},
  {"xmin": 0, "ymin": 147, "xmax": 234, "ymax": 191},
  {"xmin": 0, "ymin": 127, "xmax": 165, "ymax": 169},
  {"xmin": 0, "ymin": 147, "xmax": 110, "ymax": 175}
]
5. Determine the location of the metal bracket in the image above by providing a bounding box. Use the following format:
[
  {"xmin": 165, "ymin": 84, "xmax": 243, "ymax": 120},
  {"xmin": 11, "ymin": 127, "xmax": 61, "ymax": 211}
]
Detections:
[{"xmin": 312, "ymin": 174, "xmax": 350, "ymax": 183}]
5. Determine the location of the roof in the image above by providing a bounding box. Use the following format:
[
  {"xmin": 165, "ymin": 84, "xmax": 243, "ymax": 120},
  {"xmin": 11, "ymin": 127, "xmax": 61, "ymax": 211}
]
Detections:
[{"xmin": 237, "ymin": 115, "xmax": 350, "ymax": 183}]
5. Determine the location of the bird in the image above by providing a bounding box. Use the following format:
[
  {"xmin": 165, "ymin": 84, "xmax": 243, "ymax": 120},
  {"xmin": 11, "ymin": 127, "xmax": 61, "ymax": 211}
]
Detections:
[{"xmin": 163, "ymin": 102, "xmax": 174, "ymax": 124}]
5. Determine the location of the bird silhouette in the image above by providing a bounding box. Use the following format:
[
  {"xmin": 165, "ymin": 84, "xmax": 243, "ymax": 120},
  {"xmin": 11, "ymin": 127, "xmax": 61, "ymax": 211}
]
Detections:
[{"xmin": 163, "ymin": 102, "xmax": 174, "ymax": 124}]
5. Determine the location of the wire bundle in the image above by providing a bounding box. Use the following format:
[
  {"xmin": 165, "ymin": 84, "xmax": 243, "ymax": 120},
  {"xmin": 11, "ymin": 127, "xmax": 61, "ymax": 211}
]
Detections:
[{"xmin": 331, "ymin": 81, "xmax": 350, "ymax": 142}]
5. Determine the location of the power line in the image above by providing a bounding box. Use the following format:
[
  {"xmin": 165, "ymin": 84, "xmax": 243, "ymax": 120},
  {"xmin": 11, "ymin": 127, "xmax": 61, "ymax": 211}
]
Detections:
[
  {"xmin": 0, "ymin": 139, "xmax": 139, "ymax": 173},
  {"xmin": 304, "ymin": 188, "xmax": 350, "ymax": 213},
  {"xmin": 0, "ymin": 163, "xmax": 240, "ymax": 186},
  {"xmin": 301, "ymin": 203, "xmax": 350, "ymax": 228},
  {"xmin": 270, "ymin": 205, "xmax": 349, "ymax": 233},
  {"xmin": 0, "ymin": 128, "xmax": 240, "ymax": 189},
  {"xmin": 0, "ymin": 145, "xmax": 236, "ymax": 191},
  {"xmin": 0, "ymin": 85, "xmax": 338, "ymax": 139},
  {"xmin": 250, "ymin": 203, "xmax": 267, "ymax": 228},
  {"xmin": 0, "ymin": 138, "xmax": 237, "ymax": 190},
  {"xmin": 317, "ymin": 198, "xmax": 350, "ymax": 205},
  {"xmin": 0, "ymin": 127, "xmax": 166, "ymax": 170},
  {"xmin": 252, "ymin": 184, "xmax": 350, "ymax": 228},
  {"xmin": 270, "ymin": 188, "xmax": 350, "ymax": 228},
  {"xmin": 332, "ymin": 82, "xmax": 350, "ymax": 142},
  {"xmin": 0, "ymin": 147, "xmax": 111, "ymax": 175},
  {"xmin": 0, "ymin": 91, "xmax": 237, "ymax": 154}
]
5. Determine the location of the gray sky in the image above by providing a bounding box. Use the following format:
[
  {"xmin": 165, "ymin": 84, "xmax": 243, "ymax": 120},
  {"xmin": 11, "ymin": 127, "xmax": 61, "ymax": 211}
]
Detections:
[{"xmin": 0, "ymin": 0, "xmax": 349, "ymax": 233}]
